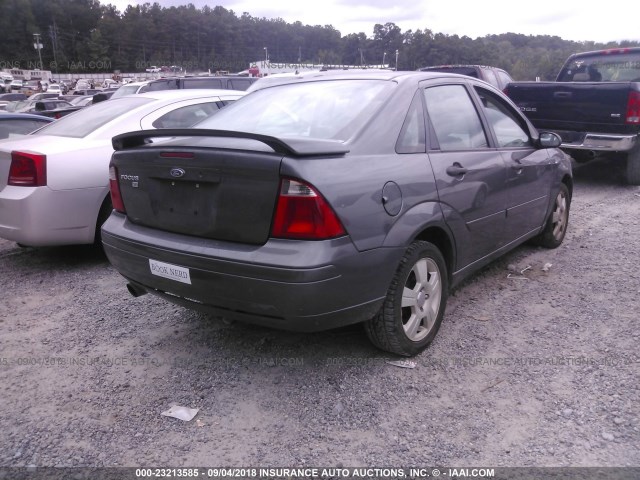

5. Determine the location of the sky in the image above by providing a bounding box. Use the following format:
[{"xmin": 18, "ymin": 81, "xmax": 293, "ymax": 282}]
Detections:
[{"xmin": 106, "ymin": 0, "xmax": 639, "ymax": 44}]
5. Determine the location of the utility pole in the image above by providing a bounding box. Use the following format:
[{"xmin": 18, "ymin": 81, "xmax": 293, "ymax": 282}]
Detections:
[
  {"xmin": 395, "ymin": 49, "xmax": 399, "ymax": 71},
  {"xmin": 49, "ymin": 24, "xmax": 58, "ymax": 72},
  {"xmin": 382, "ymin": 52, "xmax": 387, "ymax": 67},
  {"xmin": 33, "ymin": 33, "xmax": 44, "ymax": 70}
]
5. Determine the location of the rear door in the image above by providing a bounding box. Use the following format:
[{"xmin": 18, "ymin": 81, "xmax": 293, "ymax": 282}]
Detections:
[{"xmin": 423, "ymin": 83, "xmax": 508, "ymax": 269}]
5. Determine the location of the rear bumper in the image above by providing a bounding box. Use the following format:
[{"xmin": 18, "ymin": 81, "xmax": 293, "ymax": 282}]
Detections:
[
  {"xmin": 101, "ymin": 213, "xmax": 404, "ymax": 332},
  {"xmin": 0, "ymin": 185, "xmax": 104, "ymax": 246},
  {"xmin": 557, "ymin": 131, "xmax": 638, "ymax": 152}
]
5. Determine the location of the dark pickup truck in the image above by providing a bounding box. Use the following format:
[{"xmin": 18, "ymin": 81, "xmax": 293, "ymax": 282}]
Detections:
[{"xmin": 504, "ymin": 47, "xmax": 640, "ymax": 184}]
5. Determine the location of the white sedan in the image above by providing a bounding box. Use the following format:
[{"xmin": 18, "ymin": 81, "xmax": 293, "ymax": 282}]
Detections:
[{"xmin": 0, "ymin": 89, "xmax": 245, "ymax": 247}]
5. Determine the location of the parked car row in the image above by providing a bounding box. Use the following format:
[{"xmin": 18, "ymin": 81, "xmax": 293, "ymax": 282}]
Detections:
[{"xmin": 0, "ymin": 70, "xmax": 573, "ymax": 357}]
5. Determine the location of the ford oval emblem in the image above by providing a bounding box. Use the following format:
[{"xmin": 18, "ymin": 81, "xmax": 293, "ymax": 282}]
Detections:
[{"xmin": 170, "ymin": 168, "xmax": 185, "ymax": 178}]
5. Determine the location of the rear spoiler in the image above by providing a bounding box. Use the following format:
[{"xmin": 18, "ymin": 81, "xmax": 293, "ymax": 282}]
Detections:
[{"xmin": 112, "ymin": 129, "xmax": 350, "ymax": 157}]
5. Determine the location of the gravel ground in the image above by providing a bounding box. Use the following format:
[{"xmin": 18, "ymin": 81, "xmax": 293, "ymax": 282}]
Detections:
[{"xmin": 0, "ymin": 157, "xmax": 638, "ymax": 470}]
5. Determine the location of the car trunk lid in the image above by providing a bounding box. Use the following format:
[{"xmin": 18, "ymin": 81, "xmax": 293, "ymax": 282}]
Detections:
[
  {"xmin": 113, "ymin": 146, "xmax": 282, "ymax": 244},
  {"xmin": 111, "ymin": 129, "xmax": 350, "ymax": 245}
]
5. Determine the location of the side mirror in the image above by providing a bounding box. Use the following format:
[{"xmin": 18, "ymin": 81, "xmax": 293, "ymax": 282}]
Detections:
[{"xmin": 538, "ymin": 131, "xmax": 562, "ymax": 148}]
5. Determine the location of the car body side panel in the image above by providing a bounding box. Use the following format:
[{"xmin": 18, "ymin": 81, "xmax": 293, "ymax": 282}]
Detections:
[{"xmin": 278, "ymin": 152, "xmax": 440, "ymax": 252}]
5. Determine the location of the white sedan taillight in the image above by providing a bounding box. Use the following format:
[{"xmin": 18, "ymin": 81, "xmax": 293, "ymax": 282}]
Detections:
[{"xmin": 8, "ymin": 151, "xmax": 47, "ymax": 186}]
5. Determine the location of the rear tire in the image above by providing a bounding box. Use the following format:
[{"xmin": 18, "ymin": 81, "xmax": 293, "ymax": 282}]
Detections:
[
  {"xmin": 532, "ymin": 183, "xmax": 570, "ymax": 248},
  {"xmin": 626, "ymin": 147, "xmax": 640, "ymax": 185},
  {"xmin": 94, "ymin": 197, "xmax": 113, "ymax": 246},
  {"xmin": 364, "ymin": 241, "xmax": 448, "ymax": 357}
]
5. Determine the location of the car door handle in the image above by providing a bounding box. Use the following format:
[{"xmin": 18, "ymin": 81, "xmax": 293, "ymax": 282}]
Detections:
[
  {"xmin": 554, "ymin": 91, "xmax": 572, "ymax": 99},
  {"xmin": 446, "ymin": 165, "xmax": 468, "ymax": 176}
]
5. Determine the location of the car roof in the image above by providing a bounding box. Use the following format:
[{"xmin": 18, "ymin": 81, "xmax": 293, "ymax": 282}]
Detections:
[
  {"xmin": 246, "ymin": 69, "xmax": 449, "ymax": 92},
  {"xmin": 132, "ymin": 89, "xmax": 247, "ymax": 100}
]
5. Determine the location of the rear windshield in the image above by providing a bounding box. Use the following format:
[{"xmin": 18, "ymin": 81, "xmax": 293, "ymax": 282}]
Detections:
[
  {"xmin": 194, "ymin": 79, "xmax": 393, "ymax": 141},
  {"xmin": 557, "ymin": 52, "xmax": 640, "ymax": 82},
  {"xmin": 110, "ymin": 84, "xmax": 143, "ymax": 98},
  {"xmin": 425, "ymin": 66, "xmax": 479, "ymax": 78},
  {"xmin": 34, "ymin": 97, "xmax": 153, "ymax": 138}
]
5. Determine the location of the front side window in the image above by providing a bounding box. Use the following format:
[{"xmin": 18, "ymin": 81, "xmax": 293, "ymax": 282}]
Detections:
[
  {"xmin": 423, "ymin": 84, "xmax": 488, "ymax": 150},
  {"xmin": 474, "ymin": 86, "xmax": 532, "ymax": 148}
]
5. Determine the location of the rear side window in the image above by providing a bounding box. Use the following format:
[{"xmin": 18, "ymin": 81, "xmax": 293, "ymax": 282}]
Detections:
[
  {"xmin": 396, "ymin": 92, "xmax": 426, "ymax": 154},
  {"xmin": 424, "ymin": 85, "xmax": 488, "ymax": 150}
]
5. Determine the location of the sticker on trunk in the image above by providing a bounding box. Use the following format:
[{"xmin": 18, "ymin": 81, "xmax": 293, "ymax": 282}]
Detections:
[{"xmin": 149, "ymin": 259, "xmax": 191, "ymax": 285}]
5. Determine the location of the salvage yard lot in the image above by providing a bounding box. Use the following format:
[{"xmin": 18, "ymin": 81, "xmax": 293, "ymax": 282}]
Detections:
[{"xmin": 1, "ymin": 158, "xmax": 638, "ymax": 467}]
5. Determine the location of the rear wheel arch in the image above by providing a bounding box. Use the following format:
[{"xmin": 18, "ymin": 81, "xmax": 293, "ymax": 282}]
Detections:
[{"xmin": 414, "ymin": 226, "xmax": 455, "ymax": 285}]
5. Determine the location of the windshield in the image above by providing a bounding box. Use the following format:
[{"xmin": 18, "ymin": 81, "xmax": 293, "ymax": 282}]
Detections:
[
  {"xmin": 194, "ymin": 79, "xmax": 394, "ymax": 141},
  {"xmin": 34, "ymin": 97, "xmax": 153, "ymax": 138}
]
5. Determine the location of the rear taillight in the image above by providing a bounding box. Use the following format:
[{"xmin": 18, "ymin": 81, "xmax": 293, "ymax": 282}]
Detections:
[
  {"xmin": 8, "ymin": 151, "xmax": 46, "ymax": 186},
  {"xmin": 626, "ymin": 90, "xmax": 640, "ymax": 124},
  {"xmin": 271, "ymin": 178, "xmax": 346, "ymax": 240},
  {"xmin": 109, "ymin": 165, "xmax": 126, "ymax": 213}
]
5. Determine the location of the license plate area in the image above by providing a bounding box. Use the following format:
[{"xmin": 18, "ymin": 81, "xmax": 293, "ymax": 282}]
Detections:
[{"xmin": 149, "ymin": 259, "xmax": 191, "ymax": 285}]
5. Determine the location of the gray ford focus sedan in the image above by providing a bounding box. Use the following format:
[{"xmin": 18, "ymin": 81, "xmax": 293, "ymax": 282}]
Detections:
[{"xmin": 102, "ymin": 70, "xmax": 572, "ymax": 356}]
